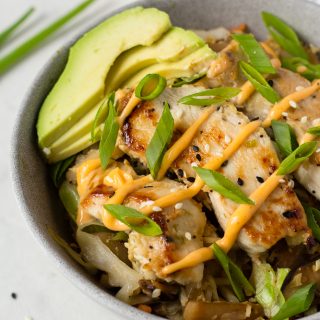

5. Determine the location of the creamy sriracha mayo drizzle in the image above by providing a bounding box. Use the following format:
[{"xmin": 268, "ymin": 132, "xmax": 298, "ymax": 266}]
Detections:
[{"xmin": 76, "ymin": 73, "xmax": 320, "ymax": 275}]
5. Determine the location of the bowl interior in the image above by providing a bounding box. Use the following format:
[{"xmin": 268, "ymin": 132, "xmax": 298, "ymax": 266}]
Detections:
[{"xmin": 12, "ymin": 0, "xmax": 320, "ymax": 319}]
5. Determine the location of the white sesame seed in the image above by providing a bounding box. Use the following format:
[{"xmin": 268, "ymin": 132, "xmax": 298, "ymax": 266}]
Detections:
[
  {"xmin": 204, "ymin": 143, "xmax": 210, "ymax": 153},
  {"xmin": 214, "ymin": 150, "xmax": 223, "ymax": 157},
  {"xmin": 301, "ymin": 116, "xmax": 308, "ymax": 124},
  {"xmin": 152, "ymin": 206, "xmax": 162, "ymax": 212},
  {"xmin": 289, "ymin": 100, "xmax": 297, "ymax": 108},
  {"xmin": 43, "ymin": 147, "xmax": 51, "ymax": 155},
  {"xmin": 282, "ymin": 112, "xmax": 288, "ymax": 117},
  {"xmin": 152, "ymin": 288, "xmax": 161, "ymax": 298},
  {"xmin": 312, "ymin": 118, "xmax": 320, "ymax": 126},
  {"xmin": 175, "ymin": 202, "xmax": 183, "ymax": 209},
  {"xmin": 185, "ymin": 232, "xmax": 192, "ymax": 240},
  {"xmin": 288, "ymin": 179, "xmax": 295, "ymax": 189},
  {"xmin": 124, "ymin": 242, "xmax": 129, "ymax": 249},
  {"xmin": 245, "ymin": 304, "xmax": 252, "ymax": 318},
  {"xmin": 296, "ymin": 85, "xmax": 305, "ymax": 91},
  {"xmin": 191, "ymin": 162, "xmax": 198, "ymax": 167},
  {"xmin": 24, "ymin": 317, "xmax": 33, "ymax": 320},
  {"xmin": 170, "ymin": 188, "xmax": 177, "ymax": 192},
  {"xmin": 316, "ymin": 148, "xmax": 320, "ymax": 153},
  {"xmin": 140, "ymin": 200, "xmax": 154, "ymax": 209},
  {"xmin": 279, "ymin": 178, "xmax": 286, "ymax": 183},
  {"xmin": 224, "ymin": 135, "xmax": 231, "ymax": 144},
  {"xmin": 105, "ymin": 176, "xmax": 113, "ymax": 183}
]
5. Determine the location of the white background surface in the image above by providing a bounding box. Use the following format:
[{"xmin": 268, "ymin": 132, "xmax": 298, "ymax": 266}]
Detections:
[{"xmin": 0, "ymin": 1, "xmax": 133, "ymax": 319}]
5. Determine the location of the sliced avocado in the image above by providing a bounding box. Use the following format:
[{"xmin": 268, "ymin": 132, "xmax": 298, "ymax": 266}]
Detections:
[
  {"xmin": 46, "ymin": 28, "xmax": 207, "ymax": 161},
  {"xmin": 47, "ymin": 46, "xmax": 216, "ymax": 163},
  {"xmin": 37, "ymin": 7, "xmax": 171, "ymax": 148},
  {"xmin": 122, "ymin": 45, "xmax": 216, "ymax": 88},
  {"xmin": 105, "ymin": 27, "xmax": 205, "ymax": 92}
]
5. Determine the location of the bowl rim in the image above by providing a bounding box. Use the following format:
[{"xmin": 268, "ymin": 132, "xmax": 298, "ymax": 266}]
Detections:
[
  {"xmin": 10, "ymin": 1, "xmax": 163, "ymax": 319},
  {"xmin": 10, "ymin": 0, "xmax": 320, "ymax": 319}
]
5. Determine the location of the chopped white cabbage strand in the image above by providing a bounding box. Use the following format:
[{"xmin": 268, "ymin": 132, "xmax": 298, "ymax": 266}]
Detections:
[
  {"xmin": 76, "ymin": 229, "xmax": 141, "ymax": 303},
  {"xmin": 252, "ymin": 262, "xmax": 290, "ymax": 318}
]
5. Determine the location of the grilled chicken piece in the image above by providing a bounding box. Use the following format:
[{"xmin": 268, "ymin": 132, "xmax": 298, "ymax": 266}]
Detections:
[
  {"xmin": 119, "ymin": 86, "xmax": 310, "ymax": 254},
  {"xmin": 77, "ymin": 156, "xmax": 207, "ymax": 285},
  {"xmin": 125, "ymin": 178, "xmax": 206, "ymax": 285},
  {"xmin": 244, "ymin": 68, "xmax": 320, "ymax": 200}
]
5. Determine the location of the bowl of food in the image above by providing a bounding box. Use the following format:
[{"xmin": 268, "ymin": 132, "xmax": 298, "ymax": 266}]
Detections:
[{"xmin": 12, "ymin": 0, "xmax": 320, "ymax": 319}]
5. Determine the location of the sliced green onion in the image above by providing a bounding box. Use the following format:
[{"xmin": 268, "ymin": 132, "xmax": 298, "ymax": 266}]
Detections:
[
  {"xmin": 178, "ymin": 87, "xmax": 240, "ymax": 106},
  {"xmin": 59, "ymin": 181, "xmax": 79, "ymax": 223},
  {"xmin": 0, "ymin": 7, "xmax": 35, "ymax": 46},
  {"xmin": 50, "ymin": 155, "xmax": 76, "ymax": 187},
  {"xmin": 261, "ymin": 12, "xmax": 308, "ymax": 60},
  {"xmin": 272, "ymin": 283, "xmax": 316, "ymax": 320},
  {"xmin": 172, "ymin": 72, "xmax": 206, "ymax": 87},
  {"xmin": 81, "ymin": 224, "xmax": 110, "ymax": 234},
  {"xmin": 211, "ymin": 243, "xmax": 254, "ymax": 301},
  {"xmin": 99, "ymin": 92, "xmax": 119, "ymax": 170},
  {"xmin": 135, "ymin": 73, "xmax": 167, "ymax": 100},
  {"xmin": 304, "ymin": 205, "xmax": 320, "ymax": 242},
  {"xmin": 232, "ymin": 33, "xmax": 276, "ymax": 74},
  {"xmin": 0, "ymin": 0, "xmax": 95, "ymax": 74},
  {"xmin": 277, "ymin": 141, "xmax": 317, "ymax": 175},
  {"xmin": 91, "ymin": 96, "xmax": 109, "ymax": 142},
  {"xmin": 111, "ymin": 231, "xmax": 129, "ymax": 241},
  {"xmin": 146, "ymin": 102, "xmax": 174, "ymax": 178},
  {"xmin": 239, "ymin": 61, "xmax": 280, "ymax": 103},
  {"xmin": 307, "ymin": 126, "xmax": 320, "ymax": 136},
  {"xmin": 271, "ymin": 120, "xmax": 298, "ymax": 157},
  {"xmin": 282, "ymin": 57, "xmax": 320, "ymax": 81},
  {"xmin": 194, "ymin": 167, "xmax": 254, "ymax": 205},
  {"xmin": 104, "ymin": 204, "xmax": 162, "ymax": 236},
  {"xmin": 252, "ymin": 263, "xmax": 289, "ymax": 317}
]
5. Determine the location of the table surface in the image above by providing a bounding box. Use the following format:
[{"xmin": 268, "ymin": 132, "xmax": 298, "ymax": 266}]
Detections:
[{"xmin": 0, "ymin": 1, "xmax": 132, "ymax": 319}]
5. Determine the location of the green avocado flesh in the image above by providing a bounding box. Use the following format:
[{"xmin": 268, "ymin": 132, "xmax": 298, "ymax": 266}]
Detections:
[
  {"xmin": 123, "ymin": 45, "xmax": 216, "ymax": 88},
  {"xmin": 105, "ymin": 27, "xmax": 205, "ymax": 93},
  {"xmin": 38, "ymin": 7, "xmax": 217, "ymax": 163},
  {"xmin": 48, "ymin": 46, "xmax": 216, "ymax": 163},
  {"xmin": 37, "ymin": 7, "xmax": 171, "ymax": 148},
  {"xmin": 46, "ymin": 27, "xmax": 207, "ymax": 159}
]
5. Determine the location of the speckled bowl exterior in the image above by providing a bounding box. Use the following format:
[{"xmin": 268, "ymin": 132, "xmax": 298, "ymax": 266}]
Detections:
[{"xmin": 11, "ymin": 0, "xmax": 320, "ymax": 319}]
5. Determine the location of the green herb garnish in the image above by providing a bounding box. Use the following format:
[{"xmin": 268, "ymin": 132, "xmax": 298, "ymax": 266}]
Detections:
[
  {"xmin": 104, "ymin": 204, "xmax": 162, "ymax": 236},
  {"xmin": 239, "ymin": 61, "xmax": 280, "ymax": 103},
  {"xmin": 304, "ymin": 205, "xmax": 320, "ymax": 242},
  {"xmin": 277, "ymin": 141, "xmax": 317, "ymax": 175},
  {"xmin": 211, "ymin": 243, "xmax": 254, "ymax": 301},
  {"xmin": 261, "ymin": 12, "xmax": 308, "ymax": 60},
  {"xmin": 194, "ymin": 167, "xmax": 254, "ymax": 204},
  {"xmin": 59, "ymin": 181, "xmax": 79, "ymax": 223},
  {"xmin": 111, "ymin": 231, "xmax": 129, "ymax": 241},
  {"xmin": 50, "ymin": 155, "xmax": 76, "ymax": 187},
  {"xmin": 233, "ymin": 33, "xmax": 276, "ymax": 74},
  {"xmin": 99, "ymin": 92, "xmax": 119, "ymax": 170},
  {"xmin": 282, "ymin": 57, "xmax": 320, "ymax": 81},
  {"xmin": 0, "ymin": 0, "xmax": 95, "ymax": 74},
  {"xmin": 272, "ymin": 283, "xmax": 316, "ymax": 320},
  {"xmin": 81, "ymin": 224, "xmax": 110, "ymax": 234},
  {"xmin": 178, "ymin": 87, "xmax": 240, "ymax": 106},
  {"xmin": 307, "ymin": 126, "xmax": 320, "ymax": 136},
  {"xmin": 135, "ymin": 73, "xmax": 167, "ymax": 100},
  {"xmin": 271, "ymin": 120, "xmax": 298, "ymax": 157},
  {"xmin": 0, "ymin": 7, "xmax": 35, "ymax": 46},
  {"xmin": 146, "ymin": 102, "xmax": 174, "ymax": 178},
  {"xmin": 91, "ymin": 96, "xmax": 109, "ymax": 142},
  {"xmin": 172, "ymin": 72, "xmax": 206, "ymax": 87}
]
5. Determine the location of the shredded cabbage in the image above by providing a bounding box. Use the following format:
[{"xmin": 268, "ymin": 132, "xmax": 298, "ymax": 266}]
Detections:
[
  {"xmin": 252, "ymin": 262, "xmax": 290, "ymax": 318},
  {"xmin": 76, "ymin": 229, "xmax": 141, "ymax": 303}
]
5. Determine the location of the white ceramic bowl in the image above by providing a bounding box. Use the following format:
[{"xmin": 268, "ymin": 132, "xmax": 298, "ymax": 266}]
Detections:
[{"xmin": 12, "ymin": 0, "xmax": 320, "ymax": 319}]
